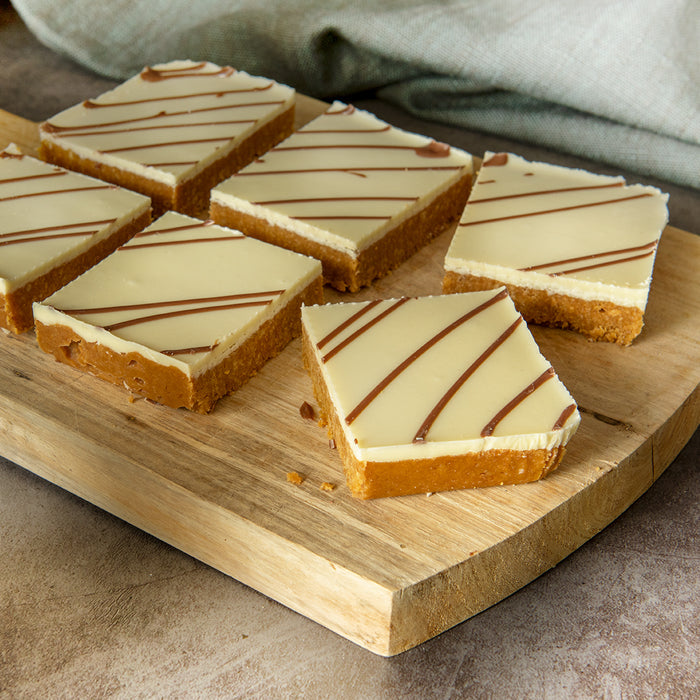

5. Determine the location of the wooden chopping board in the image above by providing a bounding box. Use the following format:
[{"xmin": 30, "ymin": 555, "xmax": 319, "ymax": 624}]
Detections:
[{"xmin": 1, "ymin": 100, "xmax": 698, "ymax": 657}]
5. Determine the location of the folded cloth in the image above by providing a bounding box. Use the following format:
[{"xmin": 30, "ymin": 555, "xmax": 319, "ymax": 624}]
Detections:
[{"xmin": 12, "ymin": 0, "xmax": 700, "ymax": 188}]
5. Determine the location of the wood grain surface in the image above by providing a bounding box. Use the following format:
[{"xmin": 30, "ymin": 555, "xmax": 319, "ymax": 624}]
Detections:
[{"xmin": 1, "ymin": 99, "xmax": 698, "ymax": 656}]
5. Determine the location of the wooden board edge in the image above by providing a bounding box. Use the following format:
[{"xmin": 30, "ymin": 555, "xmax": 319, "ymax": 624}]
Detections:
[
  {"xmin": 384, "ymin": 377, "xmax": 699, "ymax": 655},
  {"xmin": 385, "ymin": 435, "xmax": 657, "ymax": 655},
  {"xmin": 651, "ymin": 386, "xmax": 699, "ymax": 482},
  {"xmin": 4, "ymin": 369, "xmax": 697, "ymax": 656}
]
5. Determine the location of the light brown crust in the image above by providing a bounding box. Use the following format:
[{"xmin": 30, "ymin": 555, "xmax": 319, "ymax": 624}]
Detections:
[
  {"xmin": 39, "ymin": 106, "xmax": 295, "ymax": 219},
  {"xmin": 442, "ymin": 270, "xmax": 644, "ymax": 346},
  {"xmin": 301, "ymin": 324, "xmax": 565, "ymax": 500},
  {"xmin": 210, "ymin": 172, "xmax": 472, "ymax": 292},
  {"xmin": 0, "ymin": 208, "xmax": 151, "ymax": 335},
  {"xmin": 36, "ymin": 274, "xmax": 323, "ymax": 413}
]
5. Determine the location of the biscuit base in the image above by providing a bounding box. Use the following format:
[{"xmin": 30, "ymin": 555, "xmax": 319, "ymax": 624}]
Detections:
[
  {"xmin": 443, "ymin": 270, "xmax": 644, "ymax": 346},
  {"xmin": 0, "ymin": 208, "xmax": 151, "ymax": 335},
  {"xmin": 211, "ymin": 172, "xmax": 472, "ymax": 292},
  {"xmin": 39, "ymin": 106, "xmax": 295, "ymax": 218},
  {"xmin": 302, "ymin": 325, "xmax": 565, "ymax": 499},
  {"xmin": 36, "ymin": 274, "xmax": 323, "ymax": 413}
]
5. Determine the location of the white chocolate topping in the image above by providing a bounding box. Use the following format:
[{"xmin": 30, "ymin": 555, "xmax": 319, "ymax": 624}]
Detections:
[
  {"xmin": 445, "ymin": 152, "xmax": 669, "ymax": 308},
  {"xmin": 40, "ymin": 60, "xmax": 295, "ymax": 186},
  {"xmin": 33, "ymin": 212, "xmax": 322, "ymax": 376},
  {"xmin": 0, "ymin": 146, "xmax": 150, "ymax": 295},
  {"xmin": 302, "ymin": 290, "xmax": 580, "ymax": 463},
  {"xmin": 211, "ymin": 101, "xmax": 473, "ymax": 255}
]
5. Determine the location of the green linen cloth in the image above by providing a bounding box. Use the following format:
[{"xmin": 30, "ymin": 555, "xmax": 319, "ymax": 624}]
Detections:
[{"xmin": 12, "ymin": 0, "xmax": 700, "ymax": 188}]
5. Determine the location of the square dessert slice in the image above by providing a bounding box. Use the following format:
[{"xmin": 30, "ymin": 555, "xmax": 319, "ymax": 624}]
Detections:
[
  {"xmin": 39, "ymin": 60, "xmax": 296, "ymax": 217},
  {"xmin": 0, "ymin": 146, "xmax": 150, "ymax": 334},
  {"xmin": 33, "ymin": 212, "xmax": 323, "ymax": 413},
  {"xmin": 210, "ymin": 102, "xmax": 473, "ymax": 292},
  {"xmin": 301, "ymin": 289, "xmax": 580, "ymax": 499},
  {"xmin": 443, "ymin": 152, "xmax": 669, "ymax": 345}
]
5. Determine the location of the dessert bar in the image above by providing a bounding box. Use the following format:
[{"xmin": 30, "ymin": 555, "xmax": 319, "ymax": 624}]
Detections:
[
  {"xmin": 301, "ymin": 289, "xmax": 580, "ymax": 499},
  {"xmin": 0, "ymin": 146, "xmax": 150, "ymax": 334},
  {"xmin": 210, "ymin": 102, "xmax": 473, "ymax": 292},
  {"xmin": 443, "ymin": 152, "xmax": 669, "ymax": 345},
  {"xmin": 34, "ymin": 212, "xmax": 323, "ymax": 412},
  {"xmin": 39, "ymin": 60, "xmax": 295, "ymax": 216}
]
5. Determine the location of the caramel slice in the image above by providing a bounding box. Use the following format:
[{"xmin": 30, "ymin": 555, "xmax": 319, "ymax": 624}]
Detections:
[
  {"xmin": 0, "ymin": 146, "xmax": 150, "ymax": 334},
  {"xmin": 39, "ymin": 60, "xmax": 296, "ymax": 216},
  {"xmin": 33, "ymin": 212, "xmax": 322, "ymax": 412},
  {"xmin": 210, "ymin": 101, "xmax": 473, "ymax": 291},
  {"xmin": 301, "ymin": 289, "xmax": 580, "ymax": 499},
  {"xmin": 443, "ymin": 152, "xmax": 669, "ymax": 345}
]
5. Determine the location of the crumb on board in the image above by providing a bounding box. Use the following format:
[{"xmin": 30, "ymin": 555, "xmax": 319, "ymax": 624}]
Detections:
[
  {"xmin": 286, "ymin": 471, "xmax": 304, "ymax": 486},
  {"xmin": 320, "ymin": 482, "xmax": 336, "ymax": 492},
  {"xmin": 299, "ymin": 401, "xmax": 315, "ymax": 420}
]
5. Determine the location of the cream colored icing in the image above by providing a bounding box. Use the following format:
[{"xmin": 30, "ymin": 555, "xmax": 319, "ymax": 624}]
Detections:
[
  {"xmin": 40, "ymin": 60, "xmax": 295, "ymax": 186},
  {"xmin": 33, "ymin": 212, "xmax": 322, "ymax": 376},
  {"xmin": 211, "ymin": 101, "xmax": 473, "ymax": 255},
  {"xmin": 0, "ymin": 146, "xmax": 150, "ymax": 294},
  {"xmin": 444, "ymin": 152, "xmax": 669, "ymax": 308},
  {"xmin": 302, "ymin": 289, "xmax": 580, "ymax": 463}
]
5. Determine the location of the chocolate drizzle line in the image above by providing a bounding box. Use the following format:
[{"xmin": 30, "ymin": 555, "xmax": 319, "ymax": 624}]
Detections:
[
  {"xmin": 0, "ymin": 228, "xmax": 102, "ymax": 248},
  {"xmin": 63, "ymin": 290, "xmax": 284, "ymax": 316},
  {"xmin": 322, "ymin": 298, "xmax": 410, "ymax": 363},
  {"xmin": 252, "ymin": 196, "xmax": 418, "ymax": 206},
  {"xmin": 0, "ymin": 171, "xmax": 66, "ymax": 186},
  {"xmin": 300, "ymin": 126, "xmax": 391, "ymax": 134},
  {"xmin": 123, "ymin": 235, "xmax": 244, "ymax": 250},
  {"xmin": 0, "ymin": 184, "xmax": 113, "ymax": 203},
  {"xmin": 326, "ymin": 105, "xmax": 356, "ymax": 116},
  {"xmin": 141, "ymin": 64, "xmax": 235, "ymax": 81},
  {"xmin": 235, "ymin": 165, "xmax": 461, "ymax": 177},
  {"xmin": 551, "ymin": 249, "xmax": 657, "ymax": 276},
  {"xmin": 100, "ymin": 135, "xmax": 233, "ymax": 154},
  {"xmin": 459, "ymin": 192, "xmax": 653, "ymax": 227},
  {"xmin": 552, "ymin": 403, "xmax": 577, "ymax": 430},
  {"xmin": 161, "ymin": 343, "xmax": 219, "ymax": 356},
  {"xmin": 250, "ymin": 194, "xmax": 419, "ymax": 223},
  {"xmin": 468, "ymin": 181, "xmax": 624, "ymax": 204},
  {"xmin": 142, "ymin": 62, "xmax": 206, "ymax": 75},
  {"xmin": 415, "ymin": 140, "xmax": 451, "ymax": 158},
  {"xmin": 104, "ymin": 298, "xmax": 276, "ymax": 331},
  {"xmin": 79, "ymin": 86, "xmax": 277, "ymax": 109},
  {"xmin": 413, "ymin": 315, "xmax": 523, "ymax": 443},
  {"xmin": 483, "ymin": 153, "xmax": 508, "ymax": 166},
  {"xmin": 480, "ymin": 367, "xmax": 555, "ymax": 437},
  {"xmin": 44, "ymin": 102, "xmax": 279, "ymax": 134},
  {"xmin": 520, "ymin": 240, "xmax": 658, "ymax": 273},
  {"xmin": 53, "ymin": 118, "xmax": 259, "ymax": 139},
  {"xmin": 0, "ymin": 219, "xmax": 113, "ymax": 240},
  {"xmin": 317, "ymin": 299, "xmax": 382, "ymax": 350},
  {"xmin": 345, "ymin": 289, "xmax": 509, "ymax": 426},
  {"xmin": 294, "ymin": 215, "xmax": 392, "ymax": 221},
  {"xmin": 272, "ymin": 143, "xmax": 450, "ymax": 158},
  {"xmin": 132, "ymin": 220, "xmax": 215, "ymax": 238}
]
